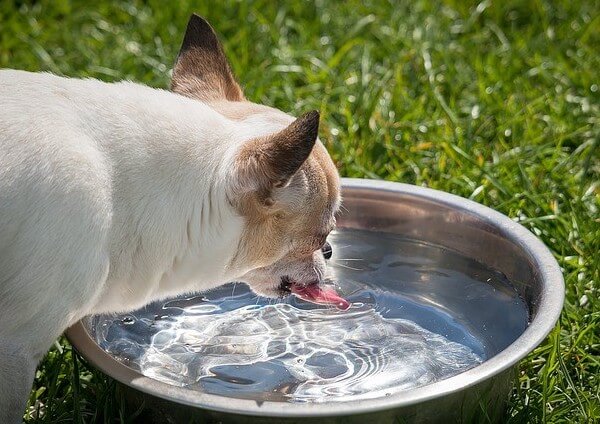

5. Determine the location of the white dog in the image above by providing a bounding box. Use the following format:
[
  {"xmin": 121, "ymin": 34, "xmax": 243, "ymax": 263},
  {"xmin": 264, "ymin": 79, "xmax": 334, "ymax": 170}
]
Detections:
[{"xmin": 0, "ymin": 14, "xmax": 341, "ymax": 422}]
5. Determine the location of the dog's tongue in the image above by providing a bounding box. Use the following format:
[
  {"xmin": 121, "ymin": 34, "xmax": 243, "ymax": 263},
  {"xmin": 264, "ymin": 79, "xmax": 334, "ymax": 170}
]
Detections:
[{"xmin": 291, "ymin": 284, "xmax": 350, "ymax": 310}]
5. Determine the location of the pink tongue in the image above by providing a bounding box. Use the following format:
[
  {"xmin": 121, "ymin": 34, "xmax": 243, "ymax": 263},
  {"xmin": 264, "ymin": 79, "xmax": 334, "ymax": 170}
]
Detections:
[{"xmin": 291, "ymin": 284, "xmax": 350, "ymax": 310}]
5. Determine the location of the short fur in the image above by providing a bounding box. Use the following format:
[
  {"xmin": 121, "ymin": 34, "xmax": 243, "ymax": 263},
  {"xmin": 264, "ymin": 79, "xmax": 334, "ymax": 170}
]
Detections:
[{"xmin": 0, "ymin": 14, "xmax": 340, "ymax": 422}]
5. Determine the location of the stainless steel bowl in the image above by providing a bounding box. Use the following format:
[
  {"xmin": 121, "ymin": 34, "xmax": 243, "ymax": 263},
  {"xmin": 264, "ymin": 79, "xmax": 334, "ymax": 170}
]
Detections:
[{"xmin": 66, "ymin": 178, "xmax": 564, "ymax": 423}]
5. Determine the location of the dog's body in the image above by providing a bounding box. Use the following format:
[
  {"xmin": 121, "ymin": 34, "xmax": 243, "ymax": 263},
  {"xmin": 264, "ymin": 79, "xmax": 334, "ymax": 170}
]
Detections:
[{"xmin": 0, "ymin": 15, "xmax": 340, "ymax": 421}]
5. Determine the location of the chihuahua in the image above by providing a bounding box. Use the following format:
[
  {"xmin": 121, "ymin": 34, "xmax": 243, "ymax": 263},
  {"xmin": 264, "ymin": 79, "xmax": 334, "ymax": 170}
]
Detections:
[{"xmin": 0, "ymin": 14, "xmax": 340, "ymax": 421}]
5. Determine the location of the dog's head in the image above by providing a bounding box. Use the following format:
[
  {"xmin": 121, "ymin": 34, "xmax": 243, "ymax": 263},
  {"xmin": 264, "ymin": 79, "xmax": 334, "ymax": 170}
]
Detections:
[{"xmin": 171, "ymin": 15, "xmax": 341, "ymax": 298}]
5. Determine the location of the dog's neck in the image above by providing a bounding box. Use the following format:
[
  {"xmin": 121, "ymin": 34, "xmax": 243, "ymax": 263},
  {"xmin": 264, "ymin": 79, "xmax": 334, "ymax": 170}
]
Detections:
[{"xmin": 79, "ymin": 81, "xmax": 247, "ymax": 314}]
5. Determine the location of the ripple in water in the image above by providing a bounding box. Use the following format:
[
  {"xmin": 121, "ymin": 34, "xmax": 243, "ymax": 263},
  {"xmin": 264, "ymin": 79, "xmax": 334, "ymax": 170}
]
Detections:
[{"xmin": 91, "ymin": 229, "xmax": 529, "ymax": 402}]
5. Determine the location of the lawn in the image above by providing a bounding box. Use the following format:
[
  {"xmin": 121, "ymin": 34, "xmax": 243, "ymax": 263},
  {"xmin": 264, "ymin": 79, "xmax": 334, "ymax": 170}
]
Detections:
[{"xmin": 1, "ymin": 0, "xmax": 598, "ymax": 422}]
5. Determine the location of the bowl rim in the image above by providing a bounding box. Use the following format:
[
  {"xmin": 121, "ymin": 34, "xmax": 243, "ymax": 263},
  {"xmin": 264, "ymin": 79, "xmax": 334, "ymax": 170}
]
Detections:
[{"xmin": 66, "ymin": 178, "xmax": 565, "ymax": 417}]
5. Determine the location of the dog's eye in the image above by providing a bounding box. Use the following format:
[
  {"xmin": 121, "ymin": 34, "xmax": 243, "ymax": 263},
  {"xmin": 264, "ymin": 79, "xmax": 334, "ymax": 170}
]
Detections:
[{"xmin": 321, "ymin": 241, "xmax": 333, "ymax": 259}]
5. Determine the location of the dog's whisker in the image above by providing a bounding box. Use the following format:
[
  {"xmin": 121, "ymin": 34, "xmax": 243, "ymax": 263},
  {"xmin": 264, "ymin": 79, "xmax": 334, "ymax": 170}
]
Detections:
[
  {"xmin": 313, "ymin": 265, "xmax": 325, "ymax": 282},
  {"xmin": 331, "ymin": 263, "xmax": 364, "ymax": 271},
  {"xmin": 331, "ymin": 244, "xmax": 353, "ymax": 250},
  {"xmin": 330, "ymin": 258, "xmax": 363, "ymax": 262}
]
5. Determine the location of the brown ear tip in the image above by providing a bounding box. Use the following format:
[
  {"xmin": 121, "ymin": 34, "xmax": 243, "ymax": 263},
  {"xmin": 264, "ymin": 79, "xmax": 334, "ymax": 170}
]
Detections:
[
  {"xmin": 185, "ymin": 14, "xmax": 214, "ymax": 38},
  {"xmin": 189, "ymin": 13, "xmax": 208, "ymax": 25},
  {"xmin": 297, "ymin": 109, "xmax": 320, "ymax": 136},
  {"xmin": 180, "ymin": 13, "xmax": 219, "ymax": 55}
]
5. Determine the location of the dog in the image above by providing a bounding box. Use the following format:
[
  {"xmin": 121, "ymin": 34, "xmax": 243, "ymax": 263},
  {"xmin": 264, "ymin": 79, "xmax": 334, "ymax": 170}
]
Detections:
[{"xmin": 0, "ymin": 14, "xmax": 340, "ymax": 421}]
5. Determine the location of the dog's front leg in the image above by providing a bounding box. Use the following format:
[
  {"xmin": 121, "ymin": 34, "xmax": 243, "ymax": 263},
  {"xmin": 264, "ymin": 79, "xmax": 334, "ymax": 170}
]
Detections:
[{"xmin": 0, "ymin": 342, "xmax": 37, "ymax": 423}]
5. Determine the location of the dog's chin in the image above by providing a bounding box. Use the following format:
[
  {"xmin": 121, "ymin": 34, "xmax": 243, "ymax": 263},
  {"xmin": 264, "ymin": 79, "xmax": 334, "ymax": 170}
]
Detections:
[{"xmin": 246, "ymin": 283, "xmax": 291, "ymax": 299}]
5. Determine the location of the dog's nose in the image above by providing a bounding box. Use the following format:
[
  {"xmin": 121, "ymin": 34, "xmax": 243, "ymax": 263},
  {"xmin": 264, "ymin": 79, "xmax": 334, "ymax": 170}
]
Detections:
[{"xmin": 321, "ymin": 241, "xmax": 332, "ymax": 259}]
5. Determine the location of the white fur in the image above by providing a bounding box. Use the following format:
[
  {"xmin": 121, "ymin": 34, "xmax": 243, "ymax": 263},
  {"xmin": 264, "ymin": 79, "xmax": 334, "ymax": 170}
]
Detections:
[{"xmin": 0, "ymin": 70, "xmax": 285, "ymax": 420}]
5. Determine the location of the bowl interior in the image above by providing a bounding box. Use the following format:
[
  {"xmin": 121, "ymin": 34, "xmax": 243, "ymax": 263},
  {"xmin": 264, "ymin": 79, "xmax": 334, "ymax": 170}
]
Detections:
[
  {"xmin": 68, "ymin": 179, "xmax": 564, "ymax": 417},
  {"xmin": 338, "ymin": 183, "xmax": 546, "ymax": 314}
]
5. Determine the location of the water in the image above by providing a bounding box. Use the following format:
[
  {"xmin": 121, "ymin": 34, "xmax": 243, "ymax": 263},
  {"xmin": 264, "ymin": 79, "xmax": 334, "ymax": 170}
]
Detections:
[{"xmin": 90, "ymin": 229, "xmax": 529, "ymax": 403}]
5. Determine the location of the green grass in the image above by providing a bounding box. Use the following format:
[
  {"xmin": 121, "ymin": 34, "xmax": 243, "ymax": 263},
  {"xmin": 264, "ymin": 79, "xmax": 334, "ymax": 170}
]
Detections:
[{"xmin": 1, "ymin": 0, "xmax": 598, "ymax": 422}]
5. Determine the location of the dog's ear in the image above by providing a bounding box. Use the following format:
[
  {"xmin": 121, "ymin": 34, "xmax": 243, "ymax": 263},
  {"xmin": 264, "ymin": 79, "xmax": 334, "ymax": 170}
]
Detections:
[
  {"xmin": 235, "ymin": 110, "xmax": 320, "ymax": 206},
  {"xmin": 171, "ymin": 14, "xmax": 244, "ymax": 102}
]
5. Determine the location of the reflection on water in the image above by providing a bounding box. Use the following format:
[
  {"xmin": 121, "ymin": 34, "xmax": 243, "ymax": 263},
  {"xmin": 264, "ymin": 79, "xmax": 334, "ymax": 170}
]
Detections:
[{"xmin": 90, "ymin": 229, "xmax": 529, "ymax": 402}]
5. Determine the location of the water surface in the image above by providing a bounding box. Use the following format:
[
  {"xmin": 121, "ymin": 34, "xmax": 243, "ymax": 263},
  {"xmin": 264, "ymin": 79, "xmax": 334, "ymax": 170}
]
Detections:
[{"xmin": 90, "ymin": 229, "xmax": 529, "ymax": 402}]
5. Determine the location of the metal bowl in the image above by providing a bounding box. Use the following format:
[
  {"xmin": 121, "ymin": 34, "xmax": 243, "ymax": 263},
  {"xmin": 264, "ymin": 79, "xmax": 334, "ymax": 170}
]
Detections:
[{"xmin": 66, "ymin": 178, "xmax": 564, "ymax": 423}]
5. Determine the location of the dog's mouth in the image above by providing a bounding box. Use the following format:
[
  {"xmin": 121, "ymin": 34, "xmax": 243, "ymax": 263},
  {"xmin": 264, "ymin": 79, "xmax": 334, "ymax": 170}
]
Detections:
[
  {"xmin": 279, "ymin": 277, "xmax": 350, "ymax": 310},
  {"xmin": 279, "ymin": 276, "xmax": 293, "ymax": 293}
]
